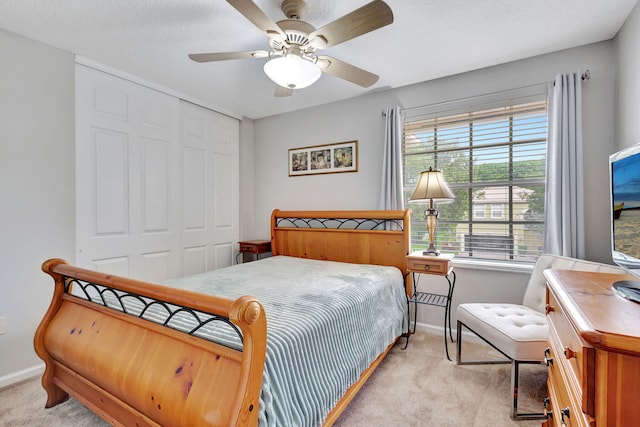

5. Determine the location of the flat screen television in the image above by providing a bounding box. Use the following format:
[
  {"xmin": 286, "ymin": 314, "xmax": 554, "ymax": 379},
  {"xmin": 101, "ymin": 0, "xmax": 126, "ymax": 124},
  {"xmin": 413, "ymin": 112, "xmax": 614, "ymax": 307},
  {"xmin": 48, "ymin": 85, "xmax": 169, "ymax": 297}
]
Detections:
[{"xmin": 609, "ymin": 142, "xmax": 640, "ymax": 299}]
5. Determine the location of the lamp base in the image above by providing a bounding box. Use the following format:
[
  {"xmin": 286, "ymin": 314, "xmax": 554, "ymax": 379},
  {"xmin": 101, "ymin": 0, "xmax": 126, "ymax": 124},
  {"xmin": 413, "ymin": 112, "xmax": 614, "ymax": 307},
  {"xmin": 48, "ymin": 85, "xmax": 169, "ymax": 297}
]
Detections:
[
  {"xmin": 423, "ymin": 246, "xmax": 440, "ymax": 256},
  {"xmin": 424, "ymin": 208, "xmax": 440, "ymax": 257}
]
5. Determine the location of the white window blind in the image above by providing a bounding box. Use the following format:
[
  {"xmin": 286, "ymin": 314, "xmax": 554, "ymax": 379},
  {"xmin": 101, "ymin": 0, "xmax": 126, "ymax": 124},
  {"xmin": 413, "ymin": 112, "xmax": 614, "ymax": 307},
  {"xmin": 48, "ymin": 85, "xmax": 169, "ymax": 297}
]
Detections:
[{"xmin": 403, "ymin": 90, "xmax": 548, "ymax": 263}]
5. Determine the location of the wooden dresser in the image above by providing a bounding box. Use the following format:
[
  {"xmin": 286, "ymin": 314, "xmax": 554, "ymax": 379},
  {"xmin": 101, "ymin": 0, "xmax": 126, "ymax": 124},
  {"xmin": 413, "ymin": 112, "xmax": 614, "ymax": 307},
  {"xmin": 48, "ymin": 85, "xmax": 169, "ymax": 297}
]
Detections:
[{"xmin": 543, "ymin": 269, "xmax": 640, "ymax": 427}]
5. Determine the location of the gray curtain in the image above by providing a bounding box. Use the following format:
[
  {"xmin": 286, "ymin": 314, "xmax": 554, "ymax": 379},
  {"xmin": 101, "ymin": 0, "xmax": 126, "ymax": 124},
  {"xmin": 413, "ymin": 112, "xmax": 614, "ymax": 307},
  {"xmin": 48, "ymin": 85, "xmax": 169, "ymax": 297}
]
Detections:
[
  {"xmin": 379, "ymin": 106, "xmax": 404, "ymax": 211},
  {"xmin": 544, "ymin": 72, "xmax": 585, "ymax": 258}
]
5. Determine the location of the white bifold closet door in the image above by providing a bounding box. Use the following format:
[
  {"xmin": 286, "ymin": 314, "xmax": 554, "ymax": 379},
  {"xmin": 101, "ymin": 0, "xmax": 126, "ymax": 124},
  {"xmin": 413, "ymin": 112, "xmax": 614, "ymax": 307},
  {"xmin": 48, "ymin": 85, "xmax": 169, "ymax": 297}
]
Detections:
[
  {"xmin": 75, "ymin": 64, "xmax": 239, "ymax": 281},
  {"xmin": 180, "ymin": 100, "xmax": 239, "ymax": 276}
]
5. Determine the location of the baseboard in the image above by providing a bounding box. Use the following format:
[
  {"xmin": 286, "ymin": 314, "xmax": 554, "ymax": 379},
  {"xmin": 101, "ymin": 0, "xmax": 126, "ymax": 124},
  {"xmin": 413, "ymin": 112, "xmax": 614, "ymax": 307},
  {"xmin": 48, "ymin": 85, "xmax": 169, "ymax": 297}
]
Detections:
[
  {"xmin": 0, "ymin": 363, "xmax": 44, "ymax": 388},
  {"xmin": 413, "ymin": 321, "xmax": 485, "ymax": 345}
]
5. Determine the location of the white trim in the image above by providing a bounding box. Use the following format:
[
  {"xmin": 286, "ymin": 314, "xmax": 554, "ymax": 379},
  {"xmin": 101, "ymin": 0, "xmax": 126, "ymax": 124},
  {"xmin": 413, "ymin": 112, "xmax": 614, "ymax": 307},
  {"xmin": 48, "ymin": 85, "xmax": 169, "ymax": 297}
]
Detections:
[
  {"xmin": 0, "ymin": 363, "xmax": 44, "ymax": 388},
  {"xmin": 452, "ymin": 257, "xmax": 534, "ymax": 273},
  {"xmin": 412, "ymin": 321, "xmax": 485, "ymax": 345},
  {"xmin": 74, "ymin": 55, "xmax": 242, "ymax": 121}
]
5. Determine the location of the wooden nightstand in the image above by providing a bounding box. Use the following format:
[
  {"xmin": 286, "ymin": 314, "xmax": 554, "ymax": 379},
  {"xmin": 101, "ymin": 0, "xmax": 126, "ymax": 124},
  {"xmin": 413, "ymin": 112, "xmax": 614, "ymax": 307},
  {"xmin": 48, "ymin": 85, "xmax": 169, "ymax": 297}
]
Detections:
[
  {"xmin": 237, "ymin": 240, "xmax": 272, "ymax": 263},
  {"xmin": 406, "ymin": 252, "xmax": 456, "ymax": 360}
]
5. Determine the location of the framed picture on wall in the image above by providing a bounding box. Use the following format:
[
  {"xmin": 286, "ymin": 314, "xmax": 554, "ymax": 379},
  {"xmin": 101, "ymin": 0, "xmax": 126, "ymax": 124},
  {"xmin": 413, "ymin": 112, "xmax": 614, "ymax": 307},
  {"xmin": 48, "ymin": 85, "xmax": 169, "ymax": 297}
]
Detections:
[{"xmin": 288, "ymin": 140, "xmax": 358, "ymax": 176}]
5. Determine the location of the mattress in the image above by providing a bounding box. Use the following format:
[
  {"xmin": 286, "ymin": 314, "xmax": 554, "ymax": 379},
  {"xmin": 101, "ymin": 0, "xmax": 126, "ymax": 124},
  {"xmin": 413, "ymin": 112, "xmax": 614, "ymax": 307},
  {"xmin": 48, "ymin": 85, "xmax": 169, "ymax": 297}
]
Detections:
[{"xmin": 165, "ymin": 256, "xmax": 407, "ymax": 427}]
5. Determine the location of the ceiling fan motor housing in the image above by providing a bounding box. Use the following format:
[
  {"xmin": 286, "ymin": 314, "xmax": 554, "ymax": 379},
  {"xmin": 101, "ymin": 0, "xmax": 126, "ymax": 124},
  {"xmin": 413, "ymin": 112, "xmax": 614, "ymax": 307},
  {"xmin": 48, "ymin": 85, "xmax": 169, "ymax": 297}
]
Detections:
[
  {"xmin": 271, "ymin": 19, "xmax": 316, "ymax": 51},
  {"xmin": 281, "ymin": 0, "xmax": 308, "ymax": 20}
]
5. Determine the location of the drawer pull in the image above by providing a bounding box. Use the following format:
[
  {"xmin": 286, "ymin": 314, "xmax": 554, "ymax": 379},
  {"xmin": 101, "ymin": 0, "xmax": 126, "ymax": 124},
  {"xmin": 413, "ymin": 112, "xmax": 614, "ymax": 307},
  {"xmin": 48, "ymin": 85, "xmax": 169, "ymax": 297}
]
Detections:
[
  {"xmin": 564, "ymin": 346, "xmax": 576, "ymax": 360},
  {"xmin": 561, "ymin": 407, "xmax": 570, "ymax": 426},
  {"xmin": 544, "ymin": 347, "xmax": 554, "ymax": 366},
  {"xmin": 423, "ymin": 264, "xmax": 431, "ymax": 271},
  {"xmin": 543, "ymin": 397, "xmax": 553, "ymax": 419}
]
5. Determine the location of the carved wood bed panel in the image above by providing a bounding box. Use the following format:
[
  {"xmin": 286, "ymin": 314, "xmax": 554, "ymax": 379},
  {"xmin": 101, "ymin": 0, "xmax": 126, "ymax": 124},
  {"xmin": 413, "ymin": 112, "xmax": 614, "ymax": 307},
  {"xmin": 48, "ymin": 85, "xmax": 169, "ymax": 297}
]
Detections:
[{"xmin": 34, "ymin": 209, "xmax": 411, "ymax": 426}]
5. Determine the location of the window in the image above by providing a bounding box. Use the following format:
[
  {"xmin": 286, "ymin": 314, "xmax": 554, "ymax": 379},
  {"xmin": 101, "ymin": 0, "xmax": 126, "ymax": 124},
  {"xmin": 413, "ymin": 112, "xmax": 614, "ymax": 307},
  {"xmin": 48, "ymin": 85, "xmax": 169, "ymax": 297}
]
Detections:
[
  {"xmin": 491, "ymin": 204, "xmax": 503, "ymax": 219},
  {"xmin": 403, "ymin": 89, "xmax": 547, "ymax": 263}
]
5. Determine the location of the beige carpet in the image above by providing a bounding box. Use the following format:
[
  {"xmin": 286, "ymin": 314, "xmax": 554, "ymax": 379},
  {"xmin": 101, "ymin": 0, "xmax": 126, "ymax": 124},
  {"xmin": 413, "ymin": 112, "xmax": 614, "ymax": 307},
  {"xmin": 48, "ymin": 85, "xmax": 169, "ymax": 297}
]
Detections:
[{"xmin": 0, "ymin": 331, "xmax": 547, "ymax": 426}]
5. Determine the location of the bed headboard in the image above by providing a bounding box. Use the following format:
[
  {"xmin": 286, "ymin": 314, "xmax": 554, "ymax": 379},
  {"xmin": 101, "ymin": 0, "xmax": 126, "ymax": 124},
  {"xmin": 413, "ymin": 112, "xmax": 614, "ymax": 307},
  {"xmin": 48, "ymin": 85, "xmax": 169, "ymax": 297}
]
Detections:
[{"xmin": 271, "ymin": 209, "xmax": 411, "ymax": 281}]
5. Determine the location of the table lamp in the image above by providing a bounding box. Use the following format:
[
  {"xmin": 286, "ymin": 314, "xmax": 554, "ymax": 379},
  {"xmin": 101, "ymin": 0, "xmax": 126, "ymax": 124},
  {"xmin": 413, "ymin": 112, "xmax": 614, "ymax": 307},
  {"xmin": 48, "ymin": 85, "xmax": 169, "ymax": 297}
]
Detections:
[{"xmin": 409, "ymin": 167, "xmax": 455, "ymax": 255}]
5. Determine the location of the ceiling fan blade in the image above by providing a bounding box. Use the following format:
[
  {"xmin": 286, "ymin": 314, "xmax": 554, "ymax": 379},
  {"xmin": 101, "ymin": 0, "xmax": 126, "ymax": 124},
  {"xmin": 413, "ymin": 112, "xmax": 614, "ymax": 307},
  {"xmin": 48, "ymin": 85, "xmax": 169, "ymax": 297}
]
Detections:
[
  {"xmin": 274, "ymin": 86, "xmax": 293, "ymax": 97},
  {"xmin": 226, "ymin": 0, "xmax": 286, "ymax": 38},
  {"xmin": 188, "ymin": 50, "xmax": 268, "ymax": 62},
  {"xmin": 317, "ymin": 56, "xmax": 379, "ymax": 87},
  {"xmin": 309, "ymin": 0, "xmax": 393, "ymax": 49}
]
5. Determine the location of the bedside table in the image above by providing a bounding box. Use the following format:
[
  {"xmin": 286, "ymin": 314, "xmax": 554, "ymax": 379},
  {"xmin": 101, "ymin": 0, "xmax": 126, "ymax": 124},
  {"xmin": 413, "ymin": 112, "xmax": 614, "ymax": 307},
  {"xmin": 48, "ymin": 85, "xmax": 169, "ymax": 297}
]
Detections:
[
  {"xmin": 406, "ymin": 252, "xmax": 456, "ymax": 360},
  {"xmin": 237, "ymin": 240, "xmax": 272, "ymax": 263}
]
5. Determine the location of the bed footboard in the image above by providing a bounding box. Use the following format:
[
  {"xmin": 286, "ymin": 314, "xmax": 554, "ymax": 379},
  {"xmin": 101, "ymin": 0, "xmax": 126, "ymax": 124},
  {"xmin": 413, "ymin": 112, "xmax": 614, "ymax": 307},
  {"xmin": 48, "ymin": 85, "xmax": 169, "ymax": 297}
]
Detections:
[{"xmin": 34, "ymin": 259, "xmax": 267, "ymax": 427}]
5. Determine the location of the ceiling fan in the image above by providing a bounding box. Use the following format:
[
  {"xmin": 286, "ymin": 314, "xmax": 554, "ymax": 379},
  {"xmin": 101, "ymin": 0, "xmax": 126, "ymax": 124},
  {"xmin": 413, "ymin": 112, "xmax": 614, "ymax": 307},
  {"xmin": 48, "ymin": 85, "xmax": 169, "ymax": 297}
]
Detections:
[{"xmin": 189, "ymin": 0, "xmax": 393, "ymax": 96}]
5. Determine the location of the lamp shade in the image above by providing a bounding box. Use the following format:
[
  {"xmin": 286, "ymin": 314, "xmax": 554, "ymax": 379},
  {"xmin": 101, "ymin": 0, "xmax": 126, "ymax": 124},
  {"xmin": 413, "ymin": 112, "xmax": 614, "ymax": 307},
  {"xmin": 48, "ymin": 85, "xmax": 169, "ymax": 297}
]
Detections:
[
  {"xmin": 409, "ymin": 167, "xmax": 455, "ymax": 201},
  {"xmin": 263, "ymin": 55, "xmax": 321, "ymax": 89}
]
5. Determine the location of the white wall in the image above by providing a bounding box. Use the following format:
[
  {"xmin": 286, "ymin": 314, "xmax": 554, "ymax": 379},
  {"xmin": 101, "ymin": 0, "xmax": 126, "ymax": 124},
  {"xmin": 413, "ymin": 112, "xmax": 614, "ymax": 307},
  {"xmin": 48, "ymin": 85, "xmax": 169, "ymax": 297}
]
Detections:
[
  {"xmin": 0, "ymin": 30, "xmax": 75, "ymax": 384},
  {"xmin": 615, "ymin": 1, "xmax": 640, "ymax": 150},
  {"xmin": 252, "ymin": 41, "xmax": 619, "ymax": 327}
]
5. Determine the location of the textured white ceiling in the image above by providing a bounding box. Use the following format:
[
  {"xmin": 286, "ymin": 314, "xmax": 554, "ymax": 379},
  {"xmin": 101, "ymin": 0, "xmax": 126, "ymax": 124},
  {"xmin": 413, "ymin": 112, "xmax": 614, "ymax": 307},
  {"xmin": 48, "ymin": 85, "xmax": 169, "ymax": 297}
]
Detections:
[{"xmin": 0, "ymin": 0, "xmax": 638, "ymax": 119}]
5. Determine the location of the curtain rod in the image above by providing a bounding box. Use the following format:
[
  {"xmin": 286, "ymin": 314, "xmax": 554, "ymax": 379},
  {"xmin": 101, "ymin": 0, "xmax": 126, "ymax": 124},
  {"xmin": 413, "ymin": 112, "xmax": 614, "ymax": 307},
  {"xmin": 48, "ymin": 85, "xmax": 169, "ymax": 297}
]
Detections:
[{"xmin": 381, "ymin": 69, "xmax": 591, "ymax": 117}]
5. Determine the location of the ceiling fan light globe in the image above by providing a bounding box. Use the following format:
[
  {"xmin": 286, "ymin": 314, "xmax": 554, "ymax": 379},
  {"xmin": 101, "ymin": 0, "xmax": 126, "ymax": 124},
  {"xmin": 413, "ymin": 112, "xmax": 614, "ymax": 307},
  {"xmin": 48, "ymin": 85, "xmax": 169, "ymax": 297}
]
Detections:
[{"xmin": 264, "ymin": 55, "xmax": 321, "ymax": 89}]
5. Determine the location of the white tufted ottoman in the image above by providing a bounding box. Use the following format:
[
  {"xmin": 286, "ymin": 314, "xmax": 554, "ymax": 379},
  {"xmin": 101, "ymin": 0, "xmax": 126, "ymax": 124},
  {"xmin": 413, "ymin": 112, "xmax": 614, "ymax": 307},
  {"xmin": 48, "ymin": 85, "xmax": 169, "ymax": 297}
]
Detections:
[{"xmin": 456, "ymin": 303, "xmax": 548, "ymax": 362}]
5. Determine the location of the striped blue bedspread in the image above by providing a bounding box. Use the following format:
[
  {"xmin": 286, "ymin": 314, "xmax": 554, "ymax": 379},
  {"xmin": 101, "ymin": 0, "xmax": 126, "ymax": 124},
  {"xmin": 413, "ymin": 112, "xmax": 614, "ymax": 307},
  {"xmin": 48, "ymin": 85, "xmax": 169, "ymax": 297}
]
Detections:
[{"xmin": 164, "ymin": 255, "xmax": 407, "ymax": 427}]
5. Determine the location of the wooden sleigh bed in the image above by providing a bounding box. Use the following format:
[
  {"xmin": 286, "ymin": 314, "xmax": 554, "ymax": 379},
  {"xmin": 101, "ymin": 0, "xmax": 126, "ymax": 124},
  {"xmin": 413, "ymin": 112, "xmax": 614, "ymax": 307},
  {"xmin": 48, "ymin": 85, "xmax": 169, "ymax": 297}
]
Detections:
[{"xmin": 34, "ymin": 209, "xmax": 412, "ymax": 427}]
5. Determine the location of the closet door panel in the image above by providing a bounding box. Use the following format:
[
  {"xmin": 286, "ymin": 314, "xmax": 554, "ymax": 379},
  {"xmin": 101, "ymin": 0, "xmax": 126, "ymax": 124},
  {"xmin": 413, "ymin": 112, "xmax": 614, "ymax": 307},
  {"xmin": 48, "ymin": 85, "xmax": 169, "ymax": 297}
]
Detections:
[
  {"xmin": 142, "ymin": 137, "xmax": 171, "ymax": 233},
  {"xmin": 211, "ymin": 111, "xmax": 240, "ymax": 268},
  {"xmin": 181, "ymin": 103, "xmax": 211, "ymax": 275},
  {"xmin": 142, "ymin": 251, "xmax": 171, "ymax": 283},
  {"xmin": 93, "ymin": 257, "xmax": 129, "ymax": 277},
  {"xmin": 214, "ymin": 243, "xmax": 234, "ymax": 270},
  {"xmin": 184, "ymin": 245, "xmax": 208, "ymax": 277},
  {"xmin": 76, "ymin": 65, "xmax": 181, "ymax": 280},
  {"xmin": 180, "ymin": 101, "xmax": 239, "ymax": 275},
  {"xmin": 94, "ymin": 129, "xmax": 128, "ymax": 235},
  {"xmin": 214, "ymin": 153, "xmax": 233, "ymax": 228},
  {"xmin": 133, "ymin": 88, "xmax": 181, "ymax": 280},
  {"xmin": 93, "ymin": 85, "xmax": 128, "ymax": 120},
  {"xmin": 183, "ymin": 146, "xmax": 207, "ymax": 230}
]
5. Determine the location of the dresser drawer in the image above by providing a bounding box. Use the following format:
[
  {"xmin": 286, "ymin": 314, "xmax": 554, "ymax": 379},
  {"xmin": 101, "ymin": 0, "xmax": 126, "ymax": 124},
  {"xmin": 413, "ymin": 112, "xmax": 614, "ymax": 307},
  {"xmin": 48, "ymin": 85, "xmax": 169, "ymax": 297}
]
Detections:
[
  {"xmin": 406, "ymin": 256, "xmax": 450, "ymax": 275},
  {"xmin": 547, "ymin": 289, "xmax": 595, "ymax": 416},
  {"xmin": 547, "ymin": 354, "xmax": 595, "ymax": 427}
]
